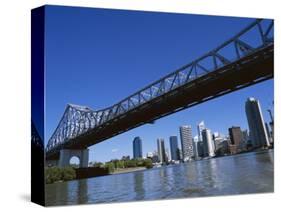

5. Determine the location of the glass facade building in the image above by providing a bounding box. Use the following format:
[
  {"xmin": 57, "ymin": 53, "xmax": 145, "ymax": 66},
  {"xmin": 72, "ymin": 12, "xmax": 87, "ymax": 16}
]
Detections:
[
  {"xmin": 169, "ymin": 136, "xmax": 180, "ymax": 161},
  {"xmin": 157, "ymin": 138, "xmax": 167, "ymax": 163},
  {"xmin": 245, "ymin": 97, "xmax": 270, "ymax": 147},
  {"xmin": 133, "ymin": 136, "xmax": 143, "ymax": 159},
  {"xmin": 202, "ymin": 128, "xmax": 215, "ymax": 157}
]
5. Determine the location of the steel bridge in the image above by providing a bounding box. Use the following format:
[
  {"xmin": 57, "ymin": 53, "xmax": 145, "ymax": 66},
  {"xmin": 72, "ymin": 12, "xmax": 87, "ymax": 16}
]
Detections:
[{"xmin": 46, "ymin": 19, "xmax": 273, "ymax": 167}]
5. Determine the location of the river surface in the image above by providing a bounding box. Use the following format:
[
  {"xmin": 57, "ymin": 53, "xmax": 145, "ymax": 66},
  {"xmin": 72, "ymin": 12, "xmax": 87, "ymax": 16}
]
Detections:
[{"xmin": 45, "ymin": 150, "xmax": 274, "ymax": 206}]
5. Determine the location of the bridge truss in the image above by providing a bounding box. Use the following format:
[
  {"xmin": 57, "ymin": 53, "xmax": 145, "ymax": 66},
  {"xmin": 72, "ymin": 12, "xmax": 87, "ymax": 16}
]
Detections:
[{"xmin": 46, "ymin": 19, "xmax": 273, "ymax": 153}]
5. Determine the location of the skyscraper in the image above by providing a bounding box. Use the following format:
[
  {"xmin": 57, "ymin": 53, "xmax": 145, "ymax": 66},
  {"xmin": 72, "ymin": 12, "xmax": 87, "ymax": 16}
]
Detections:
[
  {"xmin": 165, "ymin": 149, "xmax": 170, "ymax": 162},
  {"xmin": 242, "ymin": 130, "xmax": 249, "ymax": 144},
  {"xmin": 197, "ymin": 121, "xmax": 205, "ymax": 142},
  {"xmin": 133, "ymin": 136, "xmax": 143, "ymax": 159},
  {"xmin": 213, "ymin": 133, "xmax": 225, "ymax": 152},
  {"xmin": 269, "ymin": 121, "xmax": 274, "ymax": 143},
  {"xmin": 228, "ymin": 126, "xmax": 243, "ymax": 153},
  {"xmin": 197, "ymin": 141, "xmax": 204, "ymax": 157},
  {"xmin": 169, "ymin": 136, "xmax": 180, "ymax": 161},
  {"xmin": 265, "ymin": 122, "xmax": 273, "ymax": 144},
  {"xmin": 157, "ymin": 138, "xmax": 166, "ymax": 164},
  {"xmin": 180, "ymin": 125, "xmax": 194, "ymax": 161},
  {"xmin": 193, "ymin": 135, "xmax": 200, "ymax": 160},
  {"xmin": 197, "ymin": 121, "xmax": 205, "ymax": 158},
  {"xmin": 202, "ymin": 128, "xmax": 215, "ymax": 157},
  {"xmin": 245, "ymin": 97, "xmax": 270, "ymax": 147}
]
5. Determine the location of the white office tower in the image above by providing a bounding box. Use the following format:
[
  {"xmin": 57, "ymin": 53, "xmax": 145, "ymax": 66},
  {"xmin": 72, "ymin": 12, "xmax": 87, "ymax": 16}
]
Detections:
[
  {"xmin": 180, "ymin": 125, "xmax": 194, "ymax": 161},
  {"xmin": 165, "ymin": 149, "xmax": 170, "ymax": 162},
  {"xmin": 213, "ymin": 132, "xmax": 224, "ymax": 151},
  {"xmin": 202, "ymin": 128, "xmax": 215, "ymax": 157},
  {"xmin": 157, "ymin": 138, "xmax": 166, "ymax": 163},
  {"xmin": 245, "ymin": 97, "xmax": 270, "ymax": 147},
  {"xmin": 197, "ymin": 121, "xmax": 205, "ymax": 142}
]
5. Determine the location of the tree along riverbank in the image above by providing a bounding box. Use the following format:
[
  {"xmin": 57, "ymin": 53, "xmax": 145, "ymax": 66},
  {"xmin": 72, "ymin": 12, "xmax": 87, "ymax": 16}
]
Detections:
[
  {"xmin": 112, "ymin": 167, "xmax": 147, "ymax": 174},
  {"xmin": 45, "ymin": 158, "xmax": 153, "ymax": 184},
  {"xmin": 92, "ymin": 158, "xmax": 153, "ymax": 173},
  {"xmin": 45, "ymin": 167, "xmax": 76, "ymax": 184}
]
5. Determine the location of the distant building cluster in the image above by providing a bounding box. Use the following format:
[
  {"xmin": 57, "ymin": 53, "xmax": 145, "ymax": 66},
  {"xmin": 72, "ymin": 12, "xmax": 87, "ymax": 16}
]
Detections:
[{"xmin": 131, "ymin": 97, "xmax": 274, "ymax": 165}]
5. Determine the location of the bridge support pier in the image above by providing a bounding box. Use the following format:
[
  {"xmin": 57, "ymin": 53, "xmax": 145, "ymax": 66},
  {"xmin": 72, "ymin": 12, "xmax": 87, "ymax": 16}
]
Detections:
[
  {"xmin": 45, "ymin": 149, "xmax": 89, "ymax": 168},
  {"xmin": 58, "ymin": 149, "xmax": 89, "ymax": 168}
]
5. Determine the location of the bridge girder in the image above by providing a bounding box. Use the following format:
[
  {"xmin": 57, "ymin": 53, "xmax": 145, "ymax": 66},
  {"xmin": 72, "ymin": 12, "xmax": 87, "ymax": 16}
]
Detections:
[{"xmin": 46, "ymin": 19, "xmax": 274, "ymax": 159}]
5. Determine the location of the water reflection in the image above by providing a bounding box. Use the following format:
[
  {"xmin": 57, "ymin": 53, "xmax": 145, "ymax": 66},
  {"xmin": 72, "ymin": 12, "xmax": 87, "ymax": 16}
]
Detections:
[
  {"xmin": 134, "ymin": 172, "xmax": 144, "ymax": 200},
  {"xmin": 77, "ymin": 180, "xmax": 88, "ymax": 204},
  {"xmin": 46, "ymin": 150, "xmax": 274, "ymax": 206}
]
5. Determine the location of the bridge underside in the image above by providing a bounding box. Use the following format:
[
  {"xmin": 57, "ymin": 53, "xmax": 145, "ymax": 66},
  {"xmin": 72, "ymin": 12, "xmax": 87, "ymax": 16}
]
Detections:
[{"xmin": 46, "ymin": 44, "xmax": 273, "ymax": 160}]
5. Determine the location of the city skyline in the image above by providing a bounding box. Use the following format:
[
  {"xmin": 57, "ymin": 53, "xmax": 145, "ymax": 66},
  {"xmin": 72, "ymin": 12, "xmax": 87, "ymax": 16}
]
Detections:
[
  {"xmin": 88, "ymin": 88, "xmax": 273, "ymax": 163},
  {"xmin": 88, "ymin": 94, "xmax": 273, "ymax": 163},
  {"xmin": 44, "ymin": 7, "xmax": 274, "ymax": 163}
]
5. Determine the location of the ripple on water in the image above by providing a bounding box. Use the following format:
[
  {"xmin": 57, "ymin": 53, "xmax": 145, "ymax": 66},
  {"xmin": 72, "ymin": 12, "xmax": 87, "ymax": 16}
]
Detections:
[{"xmin": 45, "ymin": 150, "xmax": 274, "ymax": 206}]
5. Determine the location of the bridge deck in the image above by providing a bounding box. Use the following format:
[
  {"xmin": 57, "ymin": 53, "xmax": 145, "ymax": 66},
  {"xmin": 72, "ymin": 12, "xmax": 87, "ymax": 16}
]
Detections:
[{"xmin": 46, "ymin": 43, "xmax": 273, "ymax": 160}]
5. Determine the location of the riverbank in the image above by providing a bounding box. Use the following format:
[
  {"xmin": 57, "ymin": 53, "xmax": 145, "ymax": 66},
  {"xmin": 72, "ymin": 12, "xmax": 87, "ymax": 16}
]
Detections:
[
  {"xmin": 112, "ymin": 167, "xmax": 147, "ymax": 174},
  {"xmin": 45, "ymin": 166, "xmax": 110, "ymax": 184}
]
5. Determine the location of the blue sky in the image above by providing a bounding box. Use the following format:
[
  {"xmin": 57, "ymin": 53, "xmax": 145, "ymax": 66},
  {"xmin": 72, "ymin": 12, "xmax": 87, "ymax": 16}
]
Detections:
[{"xmin": 45, "ymin": 6, "xmax": 273, "ymax": 162}]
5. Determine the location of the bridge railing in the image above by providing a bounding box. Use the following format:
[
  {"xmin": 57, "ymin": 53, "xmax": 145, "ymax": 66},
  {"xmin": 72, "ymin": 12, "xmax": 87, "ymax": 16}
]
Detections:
[{"xmin": 46, "ymin": 18, "xmax": 273, "ymax": 152}]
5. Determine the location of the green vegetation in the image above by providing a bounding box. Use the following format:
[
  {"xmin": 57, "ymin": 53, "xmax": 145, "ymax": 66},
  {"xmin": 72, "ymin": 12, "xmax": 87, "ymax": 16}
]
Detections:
[
  {"xmin": 143, "ymin": 159, "xmax": 153, "ymax": 169},
  {"xmin": 95, "ymin": 158, "xmax": 153, "ymax": 173},
  {"xmin": 45, "ymin": 166, "xmax": 76, "ymax": 184},
  {"xmin": 45, "ymin": 158, "xmax": 153, "ymax": 183},
  {"xmin": 92, "ymin": 162, "xmax": 103, "ymax": 168}
]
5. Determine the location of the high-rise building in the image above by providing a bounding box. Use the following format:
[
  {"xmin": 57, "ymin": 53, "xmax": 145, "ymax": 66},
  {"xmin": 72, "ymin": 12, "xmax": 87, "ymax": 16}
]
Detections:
[
  {"xmin": 180, "ymin": 125, "xmax": 194, "ymax": 161},
  {"xmin": 197, "ymin": 141, "xmax": 204, "ymax": 157},
  {"xmin": 151, "ymin": 151, "xmax": 159, "ymax": 163},
  {"xmin": 165, "ymin": 149, "xmax": 170, "ymax": 162},
  {"xmin": 242, "ymin": 130, "xmax": 249, "ymax": 144},
  {"xmin": 202, "ymin": 128, "xmax": 215, "ymax": 157},
  {"xmin": 228, "ymin": 126, "xmax": 243, "ymax": 153},
  {"xmin": 133, "ymin": 137, "xmax": 143, "ymax": 159},
  {"xmin": 269, "ymin": 121, "xmax": 274, "ymax": 143},
  {"xmin": 245, "ymin": 97, "xmax": 270, "ymax": 147},
  {"xmin": 169, "ymin": 136, "xmax": 180, "ymax": 161},
  {"xmin": 193, "ymin": 135, "xmax": 200, "ymax": 160},
  {"xmin": 241, "ymin": 129, "xmax": 249, "ymax": 149},
  {"xmin": 157, "ymin": 138, "xmax": 166, "ymax": 163},
  {"xmin": 229, "ymin": 126, "xmax": 242, "ymax": 146},
  {"xmin": 213, "ymin": 135, "xmax": 224, "ymax": 152},
  {"xmin": 215, "ymin": 139, "xmax": 230, "ymax": 156},
  {"xmin": 265, "ymin": 122, "xmax": 273, "ymax": 144},
  {"xmin": 197, "ymin": 121, "xmax": 205, "ymax": 142},
  {"xmin": 178, "ymin": 149, "xmax": 183, "ymax": 160}
]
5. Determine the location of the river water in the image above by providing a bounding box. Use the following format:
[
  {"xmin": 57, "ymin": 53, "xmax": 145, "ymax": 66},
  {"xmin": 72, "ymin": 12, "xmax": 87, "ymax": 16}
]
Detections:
[{"xmin": 45, "ymin": 150, "xmax": 274, "ymax": 206}]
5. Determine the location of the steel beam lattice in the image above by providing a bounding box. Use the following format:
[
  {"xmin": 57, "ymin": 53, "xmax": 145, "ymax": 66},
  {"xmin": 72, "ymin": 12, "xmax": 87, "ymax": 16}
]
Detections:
[{"xmin": 46, "ymin": 19, "xmax": 273, "ymax": 153}]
